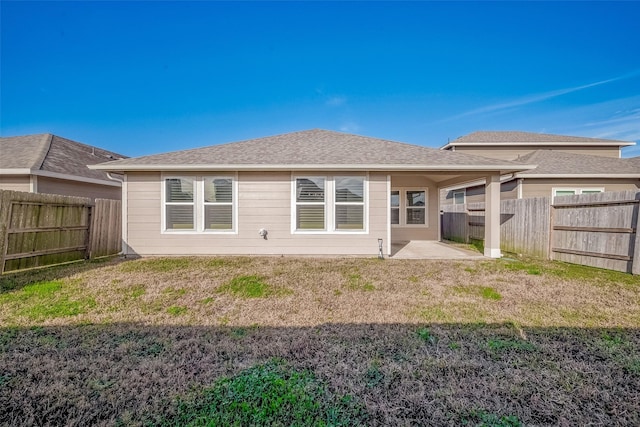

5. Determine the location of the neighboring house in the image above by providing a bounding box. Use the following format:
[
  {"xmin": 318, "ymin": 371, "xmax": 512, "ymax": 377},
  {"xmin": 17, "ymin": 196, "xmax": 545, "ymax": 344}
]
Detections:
[
  {"xmin": 0, "ymin": 133, "xmax": 127, "ymax": 200},
  {"xmin": 441, "ymin": 131, "xmax": 634, "ymax": 160},
  {"xmin": 440, "ymin": 131, "xmax": 639, "ymax": 204},
  {"xmin": 91, "ymin": 129, "xmax": 534, "ymax": 258}
]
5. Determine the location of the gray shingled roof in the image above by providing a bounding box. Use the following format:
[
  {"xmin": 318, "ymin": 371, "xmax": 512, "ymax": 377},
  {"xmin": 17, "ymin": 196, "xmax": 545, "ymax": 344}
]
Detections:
[
  {"xmin": 515, "ymin": 150, "xmax": 640, "ymax": 176},
  {"xmin": 446, "ymin": 131, "xmax": 634, "ymax": 146},
  {"xmin": 93, "ymin": 129, "xmax": 531, "ymax": 172},
  {"xmin": 1, "ymin": 133, "xmax": 127, "ymax": 181}
]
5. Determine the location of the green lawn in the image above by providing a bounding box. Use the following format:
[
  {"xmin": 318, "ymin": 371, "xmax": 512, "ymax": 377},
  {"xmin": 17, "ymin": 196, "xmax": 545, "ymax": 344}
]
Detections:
[{"xmin": 0, "ymin": 256, "xmax": 638, "ymax": 425}]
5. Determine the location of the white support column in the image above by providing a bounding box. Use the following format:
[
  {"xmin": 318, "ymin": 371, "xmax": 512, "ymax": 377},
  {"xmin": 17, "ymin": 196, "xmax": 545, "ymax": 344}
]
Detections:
[{"xmin": 484, "ymin": 173, "xmax": 502, "ymax": 258}]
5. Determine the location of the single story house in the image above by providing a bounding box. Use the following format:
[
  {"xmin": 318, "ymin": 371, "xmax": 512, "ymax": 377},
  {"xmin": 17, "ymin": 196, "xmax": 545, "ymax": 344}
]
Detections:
[
  {"xmin": 0, "ymin": 133, "xmax": 127, "ymax": 200},
  {"xmin": 91, "ymin": 129, "xmax": 534, "ymax": 258},
  {"xmin": 440, "ymin": 131, "xmax": 639, "ymax": 204}
]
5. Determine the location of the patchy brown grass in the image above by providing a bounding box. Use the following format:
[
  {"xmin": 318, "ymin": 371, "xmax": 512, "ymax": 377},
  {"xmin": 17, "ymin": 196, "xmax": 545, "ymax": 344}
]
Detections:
[{"xmin": 0, "ymin": 256, "xmax": 639, "ymax": 425}]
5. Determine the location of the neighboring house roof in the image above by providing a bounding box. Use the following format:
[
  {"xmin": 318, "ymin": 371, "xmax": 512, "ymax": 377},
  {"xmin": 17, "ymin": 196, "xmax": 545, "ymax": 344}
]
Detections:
[
  {"xmin": 514, "ymin": 150, "xmax": 640, "ymax": 178},
  {"xmin": 442, "ymin": 149, "xmax": 640, "ymax": 191},
  {"xmin": 91, "ymin": 129, "xmax": 534, "ymax": 173},
  {"xmin": 440, "ymin": 131, "xmax": 635, "ymax": 149},
  {"xmin": 0, "ymin": 133, "xmax": 127, "ymax": 184}
]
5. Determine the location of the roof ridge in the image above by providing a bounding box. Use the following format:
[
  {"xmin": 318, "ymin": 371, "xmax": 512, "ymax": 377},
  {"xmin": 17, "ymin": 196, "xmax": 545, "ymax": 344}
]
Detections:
[{"xmin": 34, "ymin": 133, "xmax": 54, "ymax": 171}]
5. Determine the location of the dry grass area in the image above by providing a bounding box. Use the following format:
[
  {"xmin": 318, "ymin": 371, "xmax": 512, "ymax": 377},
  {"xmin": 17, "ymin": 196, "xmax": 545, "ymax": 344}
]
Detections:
[{"xmin": 1, "ymin": 255, "xmax": 639, "ymax": 426}]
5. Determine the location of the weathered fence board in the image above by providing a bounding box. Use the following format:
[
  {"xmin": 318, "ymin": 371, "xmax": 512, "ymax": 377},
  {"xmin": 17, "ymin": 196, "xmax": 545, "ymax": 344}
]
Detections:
[
  {"xmin": 0, "ymin": 190, "xmax": 122, "ymax": 273},
  {"xmin": 551, "ymin": 190, "xmax": 639, "ymax": 274},
  {"xmin": 90, "ymin": 198, "xmax": 122, "ymax": 258},
  {"xmin": 441, "ymin": 190, "xmax": 639, "ymax": 274}
]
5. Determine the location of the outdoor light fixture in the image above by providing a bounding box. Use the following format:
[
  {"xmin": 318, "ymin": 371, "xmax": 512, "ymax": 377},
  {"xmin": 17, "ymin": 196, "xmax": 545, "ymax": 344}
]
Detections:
[{"xmin": 378, "ymin": 238, "xmax": 384, "ymax": 259}]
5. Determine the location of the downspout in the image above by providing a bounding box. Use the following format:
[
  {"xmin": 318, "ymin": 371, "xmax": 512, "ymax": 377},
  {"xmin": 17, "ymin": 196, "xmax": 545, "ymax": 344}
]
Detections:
[
  {"xmin": 517, "ymin": 178, "xmax": 524, "ymax": 199},
  {"xmin": 106, "ymin": 172, "xmax": 127, "ymax": 256}
]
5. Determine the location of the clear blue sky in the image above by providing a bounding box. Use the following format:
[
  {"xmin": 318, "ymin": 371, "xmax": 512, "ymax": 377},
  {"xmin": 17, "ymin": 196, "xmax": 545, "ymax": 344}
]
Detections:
[{"xmin": 2, "ymin": 1, "xmax": 639, "ymax": 157}]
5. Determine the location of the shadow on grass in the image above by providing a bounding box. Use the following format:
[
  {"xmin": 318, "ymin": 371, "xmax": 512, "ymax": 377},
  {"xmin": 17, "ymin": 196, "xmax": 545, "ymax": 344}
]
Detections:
[
  {"xmin": 0, "ymin": 256, "xmax": 127, "ymax": 294},
  {"xmin": 0, "ymin": 322, "xmax": 638, "ymax": 426}
]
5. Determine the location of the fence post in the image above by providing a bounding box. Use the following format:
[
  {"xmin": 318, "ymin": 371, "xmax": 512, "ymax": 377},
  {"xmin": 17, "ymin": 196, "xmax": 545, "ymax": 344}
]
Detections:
[
  {"xmin": 85, "ymin": 204, "xmax": 93, "ymax": 260},
  {"xmin": 0, "ymin": 191, "xmax": 12, "ymax": 273},
  {"xmin": 633, "ymin": 194, "xmax": 640, "ymax": 275},
  {"xmin": 548, "ymin": 202, "xmax": 555, "ymax": 261}
]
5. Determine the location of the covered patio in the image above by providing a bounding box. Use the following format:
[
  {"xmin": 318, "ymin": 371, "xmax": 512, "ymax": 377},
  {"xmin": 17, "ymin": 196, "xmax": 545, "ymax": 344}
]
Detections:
[{"xmin": 390, "ymin": 240, "xmax": 484, "ymax": 259}]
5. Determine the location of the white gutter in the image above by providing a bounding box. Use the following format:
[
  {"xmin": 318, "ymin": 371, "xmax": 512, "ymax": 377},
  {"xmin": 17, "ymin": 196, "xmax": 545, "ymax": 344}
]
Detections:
[
  {"xmin": 439, "ymin": 174, "xmax": 516, "ymax": 191},
  {"xmin": 0, "ymin": 168, "xmax": 121, "ymax": 187},
  {"xmin": 89, "ymin": 163, "xmax": 538, "ymax": 173},
  {"xmin": 106, "ymin": 172, "xmax": 124, "ymax": 183},
  {"xmin": 516, "ymin": 173, "xmax": 640, "ymax": 178},
  {"xmin": 440, "ymin": 141, "xmax": 636, "ymax": 150}
]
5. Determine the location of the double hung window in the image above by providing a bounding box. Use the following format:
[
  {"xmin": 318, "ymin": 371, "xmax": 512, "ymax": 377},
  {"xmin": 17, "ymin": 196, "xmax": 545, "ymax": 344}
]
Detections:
[
  {"xmin": 204, "ymin": 178, "xmax": 233, "ymax": 230},
  {"xmin": 165, "ymin": 178, "xmax": 195, "ymax": 230},
  {"xmin": 391, "ymin": 188, "xmax": 428, "ymax": 227},
  {"xmin": 294, "ymin": 175, "xmax": 366, "ymax": 232},
  {"xmin": 453, "ymin": 190, "xmax": 465, "ymax": 205},
  {"xmin": 164, "ymin": 176, "xmax": 235, "ymax": 232},
  {"xmin": 295, "ymin": 178, "xmax": 326, "ymax": 230},
  {"xmin": 335, "ymin": 177, "xmax": 364, "ymax": 230}
]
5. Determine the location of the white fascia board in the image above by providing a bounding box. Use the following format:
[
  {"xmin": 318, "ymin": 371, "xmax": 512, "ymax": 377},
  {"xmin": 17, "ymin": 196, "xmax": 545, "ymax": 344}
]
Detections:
[
  {"xmin": 0, "ymin": 168, "xmax": 31, "ymax": 174},
  {"xmin": 516, "ymin": 173, "xmax": 640, "ymax": 179},
  {"xmin": 441, "ymin": 141, "xmax": 635, "ymax": 149},
  {"xmin": 90, "ymin": 163, "xmax": 537, "ymax": 173},
  {"xmin": 0, "ymin": 168, "xmax": 121, "ymax": 187},
  {"xmin": 439, "ymin": 174, "xmax": 516, "ymax": 191}
]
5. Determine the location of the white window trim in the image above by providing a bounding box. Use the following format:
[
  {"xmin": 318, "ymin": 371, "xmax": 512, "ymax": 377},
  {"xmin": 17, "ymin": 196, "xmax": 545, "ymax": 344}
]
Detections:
[
  {"xmin": 291, "ymin": 174, "xmax": 369, "ymax": 235},
  {"xmin": 161, "ymin": 174, "xmax": 238, "ymax": 234},
  {"xmin": 334, "ymin": 175, "xmax": 367, "ymax": 233},
  {"xmin": 452, "ymin": 189, "xmax": 466, "ymax": 205},
  {"xmin": 293, "ymin": 175, "xmax": 327, "ymax": 232},
  {"xmin": 390, "ymin": 189, "xmax": 400, "ymax": 225},
  {"xmin": 552, "ymin": 187, "xmax": 604, "ymax": 198},
  {"xmin": 162, "ymin": 175, "xmax": 196, "ymax": 233},
  {"xmin": 391, "ymin": 187, "xmax": 429, "ymax": 228},
  {"xmin": 202, "ymin": 175, "xmax": 238, "ymax": 234}
]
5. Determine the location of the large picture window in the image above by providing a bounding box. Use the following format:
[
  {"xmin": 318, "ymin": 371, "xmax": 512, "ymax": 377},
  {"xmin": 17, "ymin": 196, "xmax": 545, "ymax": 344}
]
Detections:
[
  {"xmin": 163, "ymin": 176, "xmax": 235, "ymax": 232},
  {"xmin": 391, "ymin": 188, "xmax": 428, "ymax": 227},
  {"xmin": 165, "ymin": 177, "xmax": 195, "ymax": 230}
]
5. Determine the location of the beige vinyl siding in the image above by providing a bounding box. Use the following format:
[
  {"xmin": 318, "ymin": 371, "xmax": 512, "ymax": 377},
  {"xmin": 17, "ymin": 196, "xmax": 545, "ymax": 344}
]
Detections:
[
  {"xmin": 0, "ymin": 175, "xmax": 31, "ymax": 192},
  {"xmin": 124, "ymin": 171, "xmax": 389, "ymax": 256},
  {"xmin": 500, "ymin": 180, "xmax": 518, "ymax": 200},
  {"xmin": 390, "ymin": 175, "xmax": 438, "ymax": 241},
  {"xmin": 521, "ymin": 178, "xmax": 640, "ymax": 199},
  {"xmin": 37, "ymin": 177, "xmax": 121, "ymax": 200},
  {"xmin": 453, "ymin": 145, "xmax": 621, "ymax": 160},
  {"xmin": 441, "ymin": 180, "xmax": 518, "ymax": 205}
]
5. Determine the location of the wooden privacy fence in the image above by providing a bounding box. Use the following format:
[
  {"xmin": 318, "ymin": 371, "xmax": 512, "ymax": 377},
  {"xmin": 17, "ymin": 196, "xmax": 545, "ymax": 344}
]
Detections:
[
  {"xmin": 441, "ymin": 190, "xmax": 640, "ymax": 274},
  {"xmin": 441, "ymin": 197, "xmax": 550, "ymax": 258},
  {"xmin": 0, "ymin": 190, "xmax": 122, "ymax": 273},
  {"xmin": 550, "ymin": 190, "xmax": 640, "ymax": 275}
]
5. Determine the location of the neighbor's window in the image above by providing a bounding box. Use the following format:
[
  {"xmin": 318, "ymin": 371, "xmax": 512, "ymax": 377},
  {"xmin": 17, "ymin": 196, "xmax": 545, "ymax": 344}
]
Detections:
[
  {"xmin": 390, "ymin": 190, "xmax": 400, "ymax": 225},
  {"xmin": 204, "ymin": 177, "xmax": 233, "ymax": 230},
  {"xmin": 453, "ymin": 190, "xmax": 465, "ymax": 205},
  {"xmin": 165, "ymin": 177, "xmax": 195, "ymax": 230},
  {"xmin": 406, "ymin": 190, "xmax": 426, "ymax": 225},
  {"xmin": 296, "ymin": 177, "xmax": 326, "ymax": 230},
  {"xmin": 335, "ymin": 177, "xmax": 364, "ymax": 230},
  {"xmin": 553, "ymin": 188, "xmax": 604, "ymax": 199}
]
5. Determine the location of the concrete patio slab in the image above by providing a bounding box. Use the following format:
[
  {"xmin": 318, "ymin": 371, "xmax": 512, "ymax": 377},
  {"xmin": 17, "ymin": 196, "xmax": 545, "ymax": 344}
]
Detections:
[{"xmin": 390, "ymin": 241, "xmax": 485, "ymax": 259}]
